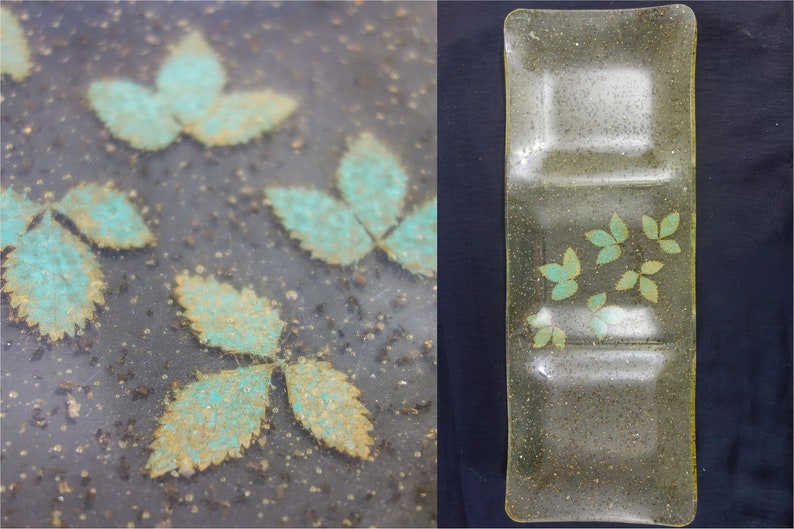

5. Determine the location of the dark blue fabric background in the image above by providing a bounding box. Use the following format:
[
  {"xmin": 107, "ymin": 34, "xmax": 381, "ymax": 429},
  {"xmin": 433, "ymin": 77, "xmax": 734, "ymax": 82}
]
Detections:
[{"xmin": 437, "ymin": 2, "xmax": 793, "ymax": 527}]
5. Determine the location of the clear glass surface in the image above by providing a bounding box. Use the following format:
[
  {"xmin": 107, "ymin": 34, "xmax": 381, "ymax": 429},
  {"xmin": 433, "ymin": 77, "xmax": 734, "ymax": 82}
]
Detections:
[{"xmin": 504, "ymin": 5, "xmax": 697, "ymax": 525}]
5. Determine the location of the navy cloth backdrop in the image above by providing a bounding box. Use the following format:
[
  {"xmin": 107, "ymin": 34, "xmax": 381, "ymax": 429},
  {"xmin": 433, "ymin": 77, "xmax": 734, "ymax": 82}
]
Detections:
[{"xmin": 437, "ymin": 2, "xmax": 793, "ymax": 527}]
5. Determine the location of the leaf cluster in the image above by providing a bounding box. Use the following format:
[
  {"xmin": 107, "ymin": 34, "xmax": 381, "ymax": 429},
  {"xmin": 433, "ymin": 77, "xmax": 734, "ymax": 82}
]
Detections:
[
  {"xmin": 87, "ymin": 31, "xmax": 297, "ymax": 150},
  {"xmin": 266, "ymin": 133, "xmax": 437, "ymax": 277},
  {"xmin": 147, "ymin": 273, "xmax": 374, "ymax": 478},
  {"xmin": 1, "ymin": 184, "xmax": 154, "ymax": 340}
]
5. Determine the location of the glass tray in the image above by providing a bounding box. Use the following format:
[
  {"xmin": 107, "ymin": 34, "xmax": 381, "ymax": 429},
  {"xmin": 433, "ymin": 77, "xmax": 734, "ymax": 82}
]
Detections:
[{"xmin": 504, "ymin": 5, "xmax": 697, "ymax": 526}]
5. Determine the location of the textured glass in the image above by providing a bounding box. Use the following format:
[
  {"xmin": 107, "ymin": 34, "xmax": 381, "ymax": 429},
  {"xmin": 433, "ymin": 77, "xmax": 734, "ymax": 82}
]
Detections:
[{"xmin": 504, "ymin": 5, "xmax": 697, "ymax": 525}]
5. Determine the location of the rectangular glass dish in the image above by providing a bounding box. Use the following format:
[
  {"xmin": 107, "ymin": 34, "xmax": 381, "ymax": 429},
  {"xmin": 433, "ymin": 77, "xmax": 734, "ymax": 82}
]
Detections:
[{"xmin": 504, "ymin": 6, "xmax": 697, "ymax": 526}]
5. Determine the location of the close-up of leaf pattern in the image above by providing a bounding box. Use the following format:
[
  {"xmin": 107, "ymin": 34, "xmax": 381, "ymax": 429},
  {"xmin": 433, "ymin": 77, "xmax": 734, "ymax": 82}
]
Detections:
[
  {"xmin": 642, "ymin": 211, "xmax": 682, "ymax": 254},
  {"xmin": 147, "ymin": 273, "xmax": 375, "ymax": 478},
  {"xmin": 586, "ymin": 293, "xmax": 627, "ymax": 340},
  {"xmin": 585, "ymin": 212, "xmax": 629, "ymax": 264},
  {"xmin": 266, "ymin": 132, "xmax": 437, "ymax": 277},
  {"xmin": 539, "ymin": 247, "xmax": 580, "ymax": 301},
  {"xmin": 87, "ymin": 30, "xmax": 297, "ymax": 150},
  {"xmin": 1, "ymin": 183, "xmax": 154, "ymax": 340},
  {"xmin": 615, "ymin": 260, "xmax": 665, "ymax": 303},
  {"xmin": 527, "ymin": 309, "xmax": 566, "ymax": 349}
]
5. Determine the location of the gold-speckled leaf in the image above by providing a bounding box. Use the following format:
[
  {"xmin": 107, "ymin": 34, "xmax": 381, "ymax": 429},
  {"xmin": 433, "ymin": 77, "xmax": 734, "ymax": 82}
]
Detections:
[
  {"xmin": 1, "ymin": 186, "xmax": 44, "ymax": 250},
  {"xmin": 283, "ymin": 360, "xmax": 373, "ymax": 459},
  {"xmin": 156, "ymin": 30, "xmax": 225, "ymax": 126},
  {"xmin": 146, "ymin": 364, "xmax": 274, "ymax": 478},
  {"xmin": 337, "ymin": 132, "xmax": 408, "ymax": 239},
  {"xmin": 3, "ymin": 211, "xmax": 106, "ymax": 340},
  {"xmin": 1, "ymin": 7, "xmax": 32, "ymax": 81},
  {"xmin": 185, "ymin": 91, "xmax": 297, "ymax": 147},
  {"xmin": 174, "ymin": 273, "xmax": 284, "ymax": 359},
  {"xmin": 56, "ymin": 182, "xmax": 155, "ymax": 249},
  {"xmin": 87, "ymin": 80, "xmax": 182, "ymax": 151}
]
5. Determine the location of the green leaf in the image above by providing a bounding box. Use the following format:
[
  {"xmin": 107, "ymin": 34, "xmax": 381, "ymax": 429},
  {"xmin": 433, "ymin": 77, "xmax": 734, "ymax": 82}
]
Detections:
[
  {"xmin": 1, "ymin": 187, "xmax": 44, "ymax": 250},
  {"xmin": 174, "ymin": 273, "xmax": 284, "ymax": 359},
  {"xmin": 146, "ymin": 364, "xmax": 274, "ymax": 478},
  {"xmin": 590, "ymin": 316, "xmax": 608, "ymax": 340},
  {"xmin": 609, "ymin": 213, "xmax": 629, "ymax": 243},
  {"xmin": 156, "ymin": 31, "xmax": 225, "ymax": 125},
  {"xmin": 2, "ymin": 211, "xmax": 106, "ymax": 340},
  {"xmin": 642, "ymin": 215, "xmax": 659, "ymax": 240},
  {"xmin": 539, "ymin": 263, "xmax": 570, "ymax": 283},
  {"xmin": 283, "ymin": 360, "xmax": 373, "ymax": 459},
  {"xmin": 659, "ymin": 239, "xmax": 682, "ymax": 254},
  {"xmin": 533, "ymin": 326, "xmax": 552, "ymax": 348},
  {"xmin": 185, "ymin": 91, "xmax": 297, "ymax": 147},
  {"xmin": 337, "ymin": 133, "xmax": 407, "ymax": 239},
  {"xmin": 639, "ymin": 276, "xmax": 659, "ymax": 303},
  {"xmin": 527, "ymin": 310, "xmax": 551, "ymax": 328},
  {"xmin": 381, "ymin": 198, "xmax": 437, "ymax": 277},
  {"xmin": 587, "ymin": 293, "xmax": 606, "ymax": 312},
  {"xmin": 640, "ymin": 260, "xmax": 664, "ymax": 275},
  {"xmin": 265, "ymin": 188, "xmax": 373, "ymax": 265},
  {"xmin": 598, "ymin": 307, "xmax": 626, "ymax": 325},
  {"xmin": 596, "ymin": 245, "xmax": 621, "ymax": 265},
  {"xmin": 551, "ymin": 327, "xmax": 566, "ymax": 349},
  {"xmin": 551, "ymin": 279, "xmax": 578, "ymax": 301},
  {"xmin": 55, "ymin": 182, "xmax": 155, "ymax": 249},
  {"xmin": 659, "ymin": 211, "xmax": 680, "ymax": 238},
  {"xmin": 0, "ymin": 7, "xmax": 32, "ymax": 81},
  {"xmin": 616, "ymin": 270, "xmax": 639, "ymax": 290},
  {"xmin": 585, "ymin": 229, "xmax": 615, "ymax": 248},
  {"xmin": 87, "ymin": 80, "xmax": 181, "ymax": 151},
  {"xmin": 562, "ymin": 247, "xmax": 581, "ymax": 278}
]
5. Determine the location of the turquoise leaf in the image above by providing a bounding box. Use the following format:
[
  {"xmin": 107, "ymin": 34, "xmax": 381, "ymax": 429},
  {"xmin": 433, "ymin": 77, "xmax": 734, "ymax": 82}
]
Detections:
[
  {"xmin": 640, "ymin": 260, "xmax": 664, "ymax": 275},
  {"xmin": 660, "ymin": 239, "xmax": 682, "ymax": 254},
  {"xmin": 381, "ymin": 198, "xmax": 437, "ymax": 277},
  {"xmin": 590, "ymin": 317, "xmax": 608, "ymax": 340},
  {"xmin": 265, "ymin": 188, "xmax": 374, "ymax": 265},
  {"xmin": 2, "ymin": 211, "xmax": 106, "ymax": 340},
  {"xmin": 55, "ymin": 182, "xmax": 155, "ymax": 249},
  {"xmin": 1, "ymin": 187, "xmax": 44, "ymax": 250},
  {"xmin": 615, "ymin": 270, "xmax": 640, "ymax": 290},
  {"xmin": 551, "ymin": 280, "xmax": 578, "ymax": 301},
  {"xmin": 639, "ymin": 276, "xmax": 659, "ymax": 303},
  {"xmin": 283, "ymin": 360, "xmax": 373, "ymax": 459},
  {"xmin": 642, "ymin": 215, "xmax": 659, "ymax": 240},
  {"xmin": 533, "ymin": 326, "xmax": 553, "ymax": 348},
  {"xmin": 185, "ymin": 91, "xmax": 298, "ymax": 147},
  {"xmin": 596, "ymin": 245, "xmax": 621, "ymax": 265},
  {"xmin": 174, "ymin": 273, "xmax": 284, "ymax": 359},
  {"xmin": 659, "ymin": 212, "xmax": 680, "ymax": 238},
  {"xmin": 539, "ymin": 263, "xmax": 570, "ymax": 283},
  {"xmin": 609, "ymin": 213, "xmax": 629, "ymax": 243},
  {"xmin": 146, "ymin": 364, "xmax": 274, "ymax": 477},
  {"xmin": 585, "ymin": 229, "xmax": 615, "ymax": 247},
  {"xmin": 586, "ymin": 293, "xmax": 606, "ymax": 312},
  {"xmin": 337, "ymin": 133, "xmax": 408, "ymax": 238},
  {"xmin": 562, "ymin": 247, "xmax": 581, "ymax": 278},
  {"xmin": 156, "ymin": 31, "xmax": 225, "ymax": 125},
  {"xmin": 87, "ymin": 80, "xmax": 181, "ymax": 151},
  {"xmin": 0, "ymin": 7, "xmax": 32, "ymax": 81}
]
